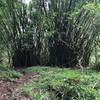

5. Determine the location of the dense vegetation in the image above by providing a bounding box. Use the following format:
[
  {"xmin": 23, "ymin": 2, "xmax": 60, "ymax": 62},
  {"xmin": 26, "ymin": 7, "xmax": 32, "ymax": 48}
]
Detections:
[
  {"xmin": 0, "ymin": 66, "xmax": 100, "ymax": 100},
  {"xmin": 0, "ymin": 0, "xmax": 100, "ymax": 100},
  {"xmin": 0, "ymin": 0, "xmax": 100, "ymax": 68},
  {"xmin": 21, "ymin": 67, "xmax": 100, "ymax": 100}
]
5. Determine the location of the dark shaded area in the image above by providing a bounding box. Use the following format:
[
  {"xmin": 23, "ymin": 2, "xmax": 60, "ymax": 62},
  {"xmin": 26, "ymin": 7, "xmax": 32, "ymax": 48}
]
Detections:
[
  {"xmin": 12, "ymin": 48, "xmax": 40, "ymax": 68},
  {"xmin": 48, "ymin": 34, "xmax": 78, "ymax": 67},
  {"xmin": 12, "ymin": 36, "xmax": 79, "ymax": 68}
]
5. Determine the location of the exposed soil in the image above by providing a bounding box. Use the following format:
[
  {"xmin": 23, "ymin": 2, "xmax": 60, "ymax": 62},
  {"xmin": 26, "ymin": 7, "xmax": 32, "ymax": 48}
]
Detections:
[{"xmin": 0, "ymin": 73, "xmax": 39, "ymax": 100}]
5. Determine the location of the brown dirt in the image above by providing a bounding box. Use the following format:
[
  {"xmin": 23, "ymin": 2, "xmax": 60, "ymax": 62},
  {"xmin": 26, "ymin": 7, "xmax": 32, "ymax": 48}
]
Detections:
[{"xmin": 0, "ymin": 73, "xmax": 39, "ymax": 100}]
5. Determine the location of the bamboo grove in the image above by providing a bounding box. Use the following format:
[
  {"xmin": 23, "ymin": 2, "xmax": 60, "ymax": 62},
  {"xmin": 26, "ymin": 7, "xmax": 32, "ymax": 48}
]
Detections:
[{"xmin": 0, "ymin": 0, "xmax": 100, "ymax": 68}]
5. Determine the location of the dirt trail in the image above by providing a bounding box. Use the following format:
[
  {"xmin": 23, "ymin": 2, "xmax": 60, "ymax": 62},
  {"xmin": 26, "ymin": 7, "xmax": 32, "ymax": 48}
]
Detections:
[{"xmin": 0, "ymin": 73, "xmax": 39, "ymax": 100}]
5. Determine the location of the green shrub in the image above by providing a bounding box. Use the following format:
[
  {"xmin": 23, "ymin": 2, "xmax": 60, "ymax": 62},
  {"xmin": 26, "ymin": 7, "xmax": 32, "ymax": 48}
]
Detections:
[
  {"xmin": 0, "ymin": 65, "xmax": 22, "ymax": 80},
  {"xmin": 54, "ymin": 85, "xmax": 97, "ymax": 100}
]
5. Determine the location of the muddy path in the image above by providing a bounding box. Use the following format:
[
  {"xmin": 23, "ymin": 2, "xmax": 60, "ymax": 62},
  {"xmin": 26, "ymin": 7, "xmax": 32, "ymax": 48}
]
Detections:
[{"xmin": 0, "ymin": 73, "xmax": 39, "ymax": 100}]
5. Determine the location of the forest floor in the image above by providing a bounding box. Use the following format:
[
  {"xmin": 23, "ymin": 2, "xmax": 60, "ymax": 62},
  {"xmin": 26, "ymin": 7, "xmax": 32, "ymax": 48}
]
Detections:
[
  {"xmin": 0, "ymin": 72, "xmax": 39, "ymax": 100},
  {"xmin": 0, "ymin": 66, "xmax": 100, "ymax": 100}
]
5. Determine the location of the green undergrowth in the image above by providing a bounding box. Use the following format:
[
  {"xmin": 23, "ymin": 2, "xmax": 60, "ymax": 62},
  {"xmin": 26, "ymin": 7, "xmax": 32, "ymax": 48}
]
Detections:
[
  {"xmin": 20, "ymin": 66, "xmax": 100, "ymax": 100},
  {"xmin": 0, "ymin": 65, "xmax": 22, "ymax": 80}
]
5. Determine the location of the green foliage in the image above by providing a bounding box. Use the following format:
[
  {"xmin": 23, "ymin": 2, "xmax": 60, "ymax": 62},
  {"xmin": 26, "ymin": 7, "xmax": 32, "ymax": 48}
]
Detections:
[
  {"xmin": 23, "ymin": 66, "xmax": 50, "ymax": 74},
  {"xmin": 0, "ymin": 0, "xmax": 100, "ymax": 67},
  {"xmin": 20, "ymin": 67, "xmax": 100, "ymax": 100},
  {"xmin": 0, "ymin": 65, "xmax": 22, "ymax": 80}
]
